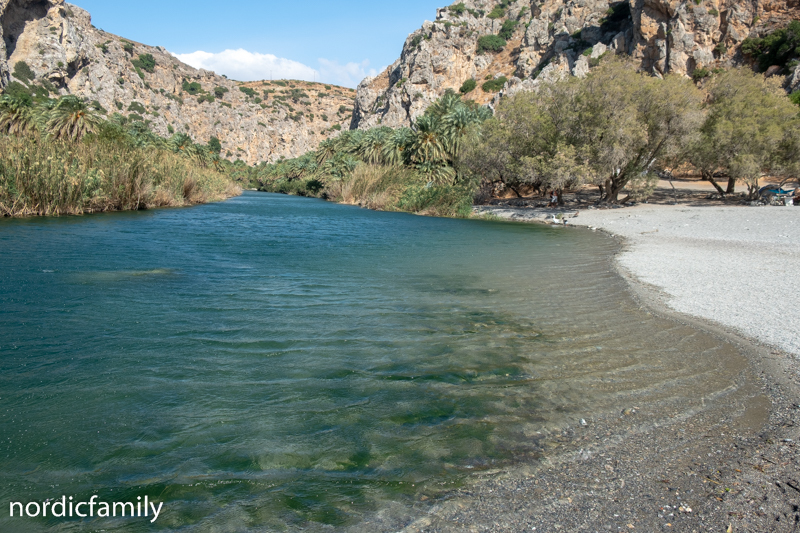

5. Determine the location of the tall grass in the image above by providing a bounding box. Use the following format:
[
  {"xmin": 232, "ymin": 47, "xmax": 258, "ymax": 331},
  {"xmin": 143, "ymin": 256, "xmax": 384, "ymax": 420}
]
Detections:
[
  {"xmin": 0, "ymin": 134, "xmax": 240, "ymax": 217},
  {"xmin": 317, "ymin": 164, "xmax": 476, "ymax": 217}
]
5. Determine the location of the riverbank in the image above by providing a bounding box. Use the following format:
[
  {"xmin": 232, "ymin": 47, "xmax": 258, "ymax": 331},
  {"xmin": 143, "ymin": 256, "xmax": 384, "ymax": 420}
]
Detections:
[{"xmin": 381, "ymin": 202, "xmax": 800, "ymax": 533}]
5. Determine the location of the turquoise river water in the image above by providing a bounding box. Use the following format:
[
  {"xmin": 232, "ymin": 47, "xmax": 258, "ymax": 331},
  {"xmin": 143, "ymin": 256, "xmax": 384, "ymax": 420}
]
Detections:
[{"xmin": 0, "ymin": 192, "xmax": 752, "ymax": 531}]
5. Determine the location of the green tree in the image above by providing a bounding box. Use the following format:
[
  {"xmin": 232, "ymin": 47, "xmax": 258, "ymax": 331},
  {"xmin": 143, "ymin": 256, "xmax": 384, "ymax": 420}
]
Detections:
[
  {"xmin": 0, "ymin": 95, "xmax": 37, "ymax": 136},
  {"xmin": 45, "ymin": 96, "xmax": 102, "ymax": 141},
  {"xmin": 575, "ymin": 61, "xmax": 703, "ymax": 202},
  {"xmin": 690, "ymin": 68, "xmax": 799, "ymax": 198},
  {"xmin": 208, "ymin": 136, "xmax": 222, "ymax": 154}
]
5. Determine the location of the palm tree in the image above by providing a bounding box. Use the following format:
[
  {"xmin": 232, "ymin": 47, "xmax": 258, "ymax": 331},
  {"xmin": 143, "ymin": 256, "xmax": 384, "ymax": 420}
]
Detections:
[
  {"xmin": 382, "ymin": 127, "xmax": 415, "ymax": 166},
  {"xmin": 315, "ymin": 139, "xmax": 337, "ymax": 165},
  {"xmin": 0, "ymin": 95, "xmax": 37, "ymax": 136},
  {"xmin": 424, "ymin": 91, "xmax": 462, "ymax": 121},
  {"xmin": 410, "ymin": 114, "xmax": 446, "ymax": 165},
  {"xmin": 45, "ymin": 96, "xmax": 101, "ymax": 141},
  {"xmin": 415, "ymin": 160, "xmax": 456, "ymax": 185},
  {"xmin": 357, "ymin": 127, "xmax": 391, "ymax": 165}
]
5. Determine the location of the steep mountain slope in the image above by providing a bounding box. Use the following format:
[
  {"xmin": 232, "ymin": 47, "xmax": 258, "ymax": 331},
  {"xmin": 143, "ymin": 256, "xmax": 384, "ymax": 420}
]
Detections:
[
  {"xmin": 352, "ymin": 0, "xmax": 800, "ymax": 130},
  {"xmin": 0, "ymin": 0, "xmax": 355, "ymax": 164}
]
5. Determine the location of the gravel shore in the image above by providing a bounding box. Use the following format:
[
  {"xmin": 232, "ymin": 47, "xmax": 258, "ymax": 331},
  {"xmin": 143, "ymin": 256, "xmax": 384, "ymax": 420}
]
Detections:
[
  {"xmin": 379, "ymin": 203, "xmax": 800, "ymax": 533},
  {"xmin": 478, "ymin": 204, "xmax": 800, "ymax": 358}
]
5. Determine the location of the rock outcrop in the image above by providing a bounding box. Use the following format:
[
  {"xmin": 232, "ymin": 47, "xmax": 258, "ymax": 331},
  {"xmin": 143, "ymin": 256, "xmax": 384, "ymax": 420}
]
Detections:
[
  {"xmin": 352, "ymin": 0, "xmax": 800, "ymax": 130},
  {"xmin": 0, "ymin": 0, "xmax": 355, "ymax": 164}
]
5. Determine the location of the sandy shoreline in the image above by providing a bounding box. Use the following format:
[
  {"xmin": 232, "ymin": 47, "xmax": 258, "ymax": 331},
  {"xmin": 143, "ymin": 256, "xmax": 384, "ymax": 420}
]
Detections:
[{"xmin": 372, "ymin": 202, "xmax": 800, "ymax": 533}]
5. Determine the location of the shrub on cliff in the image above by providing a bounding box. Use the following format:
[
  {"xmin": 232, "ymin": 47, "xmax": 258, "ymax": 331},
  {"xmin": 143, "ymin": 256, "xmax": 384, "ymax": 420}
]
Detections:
[
  {"xmin": 499, "ymin": 20, "xmax": 518, "ymax": 40},
  {"xmin": 182, "ymin": 81, "xmax": 203, "ymax": 95},
  {"xmin": 481, "ymin": 76, "xmax": 507, "ymax": 92},
  {"xmin": 741, "ymin": 20, "xmax": 800, "ymax": 72},
  {"xmin": 13, "ymin": 61, "xmax": 35, "ymax": 84},
  {"xmin": 477, "ymin": 35, "xmax": 506, "ymax": 54},
  {"xmin": 459, "ymin": 78, "xmax": 477, "ymax": 94},
  {"xmin": 487, "ymin": 6, "xmax": 505, "ymax": 19},
  {"xmin": 131, "ymin": 53, "xmax": 156, "ymax": 73},
  {"xmin": 448, "ymin": 3, "xmax": 466, "ymax": 15}
]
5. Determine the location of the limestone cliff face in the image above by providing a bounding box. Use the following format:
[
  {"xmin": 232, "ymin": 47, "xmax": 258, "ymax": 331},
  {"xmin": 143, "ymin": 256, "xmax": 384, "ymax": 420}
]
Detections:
[
  {"xmin": 0, "ymin": 0, "xmax": 355, "ymax": 164},
  {"xmin": 352, "ymin": 0, "xmax": 800, "ymax": 130}
]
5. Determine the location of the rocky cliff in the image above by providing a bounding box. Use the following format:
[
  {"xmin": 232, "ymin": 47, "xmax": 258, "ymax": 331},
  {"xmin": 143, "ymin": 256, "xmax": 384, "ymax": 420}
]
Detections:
[
  {"xmin": 352, "ymin": 0, "xmax": 800, "ymax": 130},
  {"xmin": 0, "ymin": 0, "xmax": 355, "ymax": 164}
]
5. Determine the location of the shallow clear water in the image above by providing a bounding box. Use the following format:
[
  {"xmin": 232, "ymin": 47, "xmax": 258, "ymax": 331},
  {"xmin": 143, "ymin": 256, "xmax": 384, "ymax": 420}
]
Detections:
[{"xmin": 0, "ymin": 193, "xmax": 750, "ymax": 531}]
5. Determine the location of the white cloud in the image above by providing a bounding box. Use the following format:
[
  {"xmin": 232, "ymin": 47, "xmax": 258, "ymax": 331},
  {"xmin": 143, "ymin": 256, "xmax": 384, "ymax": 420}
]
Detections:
[
  {"xmin": 318, "ymin": 58, "xmax": 379, "ymax": 88},
  {"xmin": 174, "ymin": 49, "xmax": 316, "ymax": 83},
  {"xmin": 172, "ymin": 49, "xmax": 380, "ymax": 88}
]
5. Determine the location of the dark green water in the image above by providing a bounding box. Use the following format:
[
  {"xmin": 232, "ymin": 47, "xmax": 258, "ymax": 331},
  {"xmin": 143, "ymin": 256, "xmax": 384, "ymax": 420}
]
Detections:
[{"xmin": 0, "ymin": 193, "xmax": 748, "ymax": 531}]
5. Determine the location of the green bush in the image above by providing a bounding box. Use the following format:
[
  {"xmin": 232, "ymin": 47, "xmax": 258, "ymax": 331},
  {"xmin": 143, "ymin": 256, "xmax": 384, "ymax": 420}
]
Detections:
[
  {"xmin": 791, "ymin": 91, "xmax": 800, "ymax": 107},
  {"xmin": 692, "ymin": 67, "xmax": 711, "ymax": 81},
  {"xmin": 499, "ymin": 20, "xmax": 518, "ymax": 40},
  {"xmin": 127, "ymin": 101, "xmax": 146, "ymax": 114},
  {"xmin": 13, "ymin": 61, "xmax": 35, "ymax": 84},
  {"xmin": 459, "ymin": 78, "xmax": 477, "ymax": 94},
  {"xmin": 131, "ymin": 53, "xmax": 156, "ymax": 73},
  {"xmin": 274, "ymin": 80, "xmax": 287, "ymax": 87},
  {"xmin": 182, "ymin": 81, "xmax": 203, "ymax": 95},
  {"xmin": 449, "ymin": 2, "xmax": 466, "ymax": 15},
  {"xmin": 487, "ymin": 6, "xmax": 505, "ymax": 19},
  {"xmin": 477, "ymin": 35, "xmax": 506, "ymax": 54},
  {"xmin": 197, "ymin": 94, "xmax": 215, "ymax": 104},
  {"xmin": 239, "ymin": 86, "xmax": 256, "ymax": 97},
  {"xmin": 91, "ymin": 100, "xmax": 107, "ymax": 114},
  {"xmin": 3, "ymin": 81, "xmax": 34, "ymax": 105},
  {"xmin": 208, "ymin": 136, "xmax": 222, "ymax": 153},
  {"xmin": 213, "ymin": 86, "xmax": 229, "ymax": 99},
  {"xmin": 481, "ymin": 76, "xmax": 508, "ymax": 92},
  {"xmin": 122, "ymin": 41, "xmax": 134, "ymax": 55}
]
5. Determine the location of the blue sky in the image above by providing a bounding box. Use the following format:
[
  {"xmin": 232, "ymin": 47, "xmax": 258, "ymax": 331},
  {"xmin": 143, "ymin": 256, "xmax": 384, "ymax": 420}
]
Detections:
[{"xmin": 69, "ymin": 0, "xmax": 445, "ymax": 87}]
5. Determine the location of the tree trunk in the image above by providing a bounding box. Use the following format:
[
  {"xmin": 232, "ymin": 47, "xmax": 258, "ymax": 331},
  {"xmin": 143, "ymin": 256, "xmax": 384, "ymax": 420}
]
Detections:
[
  {"xmin": 557, "ymin": 189, "xmax": 564, "ymax": 206},
  {"xmin": 703, "ymin": 171, "xmax": 726, "ymax": 195},
  {"xmin": 726, "ymin": 177, "xmax": 737, "ymax": 194},
  {"xmin": 507, "ymin": 184, "xmax": 523, "ymax": 198},
  {"xmin": 604, "ymin": 180, "xmax": 625, "ymax": 204}
]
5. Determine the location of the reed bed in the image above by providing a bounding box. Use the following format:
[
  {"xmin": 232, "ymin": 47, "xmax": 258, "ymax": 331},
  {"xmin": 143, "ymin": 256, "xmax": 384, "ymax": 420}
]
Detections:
[{"xmin": 0, "ymin": 134, "xmax": 240, "ymax": 217}]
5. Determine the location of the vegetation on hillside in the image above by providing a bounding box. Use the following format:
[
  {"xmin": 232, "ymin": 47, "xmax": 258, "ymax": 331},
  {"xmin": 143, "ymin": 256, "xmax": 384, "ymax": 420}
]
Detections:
[{"xmin": 0, "ymin": 94, "xmax": 240, "ymax": 217}]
